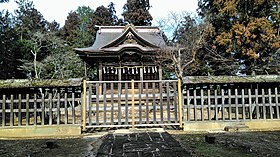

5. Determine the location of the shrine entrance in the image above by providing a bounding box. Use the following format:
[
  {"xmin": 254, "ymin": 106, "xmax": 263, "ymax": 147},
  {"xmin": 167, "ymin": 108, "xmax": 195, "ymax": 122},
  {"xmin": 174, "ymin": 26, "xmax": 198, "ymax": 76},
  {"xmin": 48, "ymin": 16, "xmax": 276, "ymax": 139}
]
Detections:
[
  {"xmin": 75, "ymin": 25, "xmax": 183, "ymax": 129},
  {"xmin": 74, "ymin": 24, "xmax": 165, "ymax": 82}
]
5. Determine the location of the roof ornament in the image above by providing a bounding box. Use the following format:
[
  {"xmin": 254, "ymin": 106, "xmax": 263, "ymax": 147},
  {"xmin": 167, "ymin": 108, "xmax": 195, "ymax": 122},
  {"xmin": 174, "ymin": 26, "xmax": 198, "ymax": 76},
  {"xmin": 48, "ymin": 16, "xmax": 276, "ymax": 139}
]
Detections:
[
  {"xmin": 95, "ymin": 25, "xmax": 102, "ymax": 34},
  {"xmin": 123, "ymin": 24, "xmax": 137, "ymax": 32},
  {"xmin": 125, "ymin": 32, "xmax": 137, "ymax": 44}
]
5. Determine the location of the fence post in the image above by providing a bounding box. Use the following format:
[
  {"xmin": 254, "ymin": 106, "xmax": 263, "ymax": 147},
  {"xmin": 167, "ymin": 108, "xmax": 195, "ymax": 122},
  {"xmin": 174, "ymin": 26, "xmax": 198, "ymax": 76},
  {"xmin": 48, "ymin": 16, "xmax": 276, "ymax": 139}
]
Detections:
[
  {"xmin": 131, "ymin": 79, "xmax": 135, "ymax": 129},
  {"xmin": 178, "ymin": 79, "xmax": 183, "ymax": 129},
  {"xmin": 82, "ymin": 79, "xmax": 87, "ymax": 131}
]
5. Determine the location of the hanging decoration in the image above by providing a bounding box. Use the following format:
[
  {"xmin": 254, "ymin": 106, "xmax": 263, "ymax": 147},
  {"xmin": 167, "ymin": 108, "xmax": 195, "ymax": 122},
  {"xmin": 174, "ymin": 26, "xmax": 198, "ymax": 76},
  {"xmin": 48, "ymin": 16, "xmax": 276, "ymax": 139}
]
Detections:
[{"xmin": 102, "ymin": 66, "xmax": 159, "ymax": 75}]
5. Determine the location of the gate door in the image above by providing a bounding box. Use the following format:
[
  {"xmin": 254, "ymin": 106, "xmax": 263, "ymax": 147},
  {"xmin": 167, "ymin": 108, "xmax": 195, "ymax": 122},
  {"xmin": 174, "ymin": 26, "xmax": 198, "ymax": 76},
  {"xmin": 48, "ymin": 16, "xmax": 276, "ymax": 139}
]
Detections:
[{"xmin": 82, "ymin": 80, "xmax": 181, "ymax": 129}]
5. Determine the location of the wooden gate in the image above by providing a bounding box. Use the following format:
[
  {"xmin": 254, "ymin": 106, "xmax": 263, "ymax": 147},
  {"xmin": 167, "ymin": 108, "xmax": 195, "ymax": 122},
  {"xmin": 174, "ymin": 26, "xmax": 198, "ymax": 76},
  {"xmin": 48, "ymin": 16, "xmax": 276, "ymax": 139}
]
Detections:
[{"xmin": 82, "ymin": 80, "xmax": 182, "ymax": 130}]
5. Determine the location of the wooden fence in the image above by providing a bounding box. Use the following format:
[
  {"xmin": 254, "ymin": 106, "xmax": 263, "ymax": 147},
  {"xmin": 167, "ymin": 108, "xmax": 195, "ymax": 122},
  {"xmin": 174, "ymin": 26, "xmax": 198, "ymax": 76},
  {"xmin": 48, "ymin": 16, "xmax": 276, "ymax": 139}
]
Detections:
[
  {"xmin": 83, "ymin": 80, "xmax": 181, "ymax": 129},
  {"xmin": 1, "ymin": 77, "xmax": 280, "ymax": 131},
  {"xmin": 183, "ymin": 83, "xmax": 280, "ymax": 122},
  {"xmin": 0, "ymin": 86, "xmax": 82, "ymax": 127}
]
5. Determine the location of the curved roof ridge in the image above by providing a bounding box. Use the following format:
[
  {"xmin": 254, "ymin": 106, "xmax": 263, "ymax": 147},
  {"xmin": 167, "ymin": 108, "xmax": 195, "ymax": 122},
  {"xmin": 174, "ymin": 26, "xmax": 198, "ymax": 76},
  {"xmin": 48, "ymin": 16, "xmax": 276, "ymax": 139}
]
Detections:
[{"xmin": 100, "ymin": 25, "xmax": 159, "ymax": 49}]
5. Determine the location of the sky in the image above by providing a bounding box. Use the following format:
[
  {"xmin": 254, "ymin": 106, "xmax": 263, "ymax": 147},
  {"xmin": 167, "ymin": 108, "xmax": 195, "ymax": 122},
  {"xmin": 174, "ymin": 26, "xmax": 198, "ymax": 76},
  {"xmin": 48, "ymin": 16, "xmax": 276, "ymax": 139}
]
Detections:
[{"xmin": 0, "ymin": 0, "xmax": 198, "ymax": 26}]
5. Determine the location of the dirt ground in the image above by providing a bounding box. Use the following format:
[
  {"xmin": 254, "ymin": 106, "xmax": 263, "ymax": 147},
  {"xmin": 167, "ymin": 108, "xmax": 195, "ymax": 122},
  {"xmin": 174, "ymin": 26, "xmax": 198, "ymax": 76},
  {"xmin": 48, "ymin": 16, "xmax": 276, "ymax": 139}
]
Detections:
[
  {"xmin": 169, "ymin": 130, "xmax": 280, "ymax": 157},
  {"xmin": 0, "ymin": 130, "xmax": 280, "ymax": 157},
  {"xmin": 0, "ymin": 135, "xmax": 103, "ymax": 157}
]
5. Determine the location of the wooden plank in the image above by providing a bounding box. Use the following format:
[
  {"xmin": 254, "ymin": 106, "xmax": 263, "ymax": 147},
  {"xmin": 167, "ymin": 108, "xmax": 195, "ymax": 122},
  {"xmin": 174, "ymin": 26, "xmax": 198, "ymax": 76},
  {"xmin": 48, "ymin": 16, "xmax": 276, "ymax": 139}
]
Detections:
[
  {"xmin": 268, "ymin": 88, "xmax": 273, "ymax": 119},
  {"xmin": 125, "ymin": 82, "xmax": 128, "ymax": 125},
  {"xmin": 49, "ymin": 93, "xmax": 53, "ymax": 125},
  {"xmin": 34, "ymin": 93, "xmax": 38, "ymax": 125},
  {"xmin": 255, "ymin": 89, "xmax": 259, "ymax": 120},
  {"xmin": 96, "ymin": 83, "xmax": 100, "ymax": 125},
  {"xmin": 242, "ymin": 89, "xmax": 246, "ymax": 120},
  {"xmin": 166, "ymin": 82, "xmax": 171, "ymax": 123},
  {"xmin": 152, "ymin": 82, "xmax": 156, "ymax": 123},
  {"xmin": 118, "ymin": 82, "xmax": 121, "ymax": 125},
  {"xmin": 138, "ymin": 82, "xmax": 143, "ymax": 124},
  {"xmin": 276, "ymin": 87, "xmax": 279, "ymax": 119},
  {"xmin": 262, "ymin": 88, "xmax": 266, "ymax": 120},
  {"xmin": 88, "ymin": 84, "xmax": 93, "ymax": 126},
  {"xmin": 187, "ymin": 89, "xmax": 190, "ymax": 121},
  {"xmin": 103, "ymin": 83, "xmax": 107, "ymax": 124},
  {"xmin": 159, "ymin": 81, "xmax": 163, "ymax": 122},
  {"xmin": 207, "ymin": 89, "xmax": 211, "ymax": 120},
  {"xmin": 132, "ymin": 80, "xmax": 135, "ymax": 128},
  {"xmin": 221, "ymin": 89, "xmax": 225, "ymax": 121},
  {"xmin": 18, "ymin": 94, "xmax": 22, "ymax": 126},
  {"xmin": 71, "ymin": 91, "xmax": 75, "ymax": 124},
  {"xmin": 57, "ymin": 92, "xmax": 60, "ymax": 125},
  {"xmin": 82, "ymin": 81, "xmax": 86, "ymax": 128},
  {"xmin": 235, "ymin": 88, "xmax": 239, "ymax": 120},
  {"xmin": 64, "ymin": 92, "xmax": 68, "ymax": 124},
  {"xmin": 228, "ymin": 89, "xmax": 232, "ymax": 121},
  {"xmin": 2, "ymin": 95, "xmax": 6, "ymax": 127},
  {"xmin": 145, "ymin": 82, "xmax": 149, "ymax": 123},
  {"xmin": 214, "ymin": 88, "xmax": 218, "ymax": 121},
  {"xmin": 41, "ymin": 93, "xmax": 45, "ymax": 125},
  {"xmin": 10, "ymin": 94, "xmax": 14, "ymax": 126},
  {"xmin": 110, "ymin": 83, "xmax": 114, "ymax": 125},
  {"xmin": 201, "ymin": 89, "xmax": 204, "ymax": 121},
  {"xmin": 194, "ymin": 89, "xmax": 197, "ymax": 121},
  {"xmin": 85, "ymin": 123, "xmax": 180, "ymax": 128},
  {"xmin": 248, "ymin": 88, "xmax": 252, "ymax": 120},
  {"xmin": 173, "ymin": 81, "xmax": 178, "ymax": 122},
  {"xmin": 177, "ymin": 79, "xmax": 182, "ymax": 128},
  {"xmin": 25, "ymin": 94, "xmax": 29, "ymax": 126}
]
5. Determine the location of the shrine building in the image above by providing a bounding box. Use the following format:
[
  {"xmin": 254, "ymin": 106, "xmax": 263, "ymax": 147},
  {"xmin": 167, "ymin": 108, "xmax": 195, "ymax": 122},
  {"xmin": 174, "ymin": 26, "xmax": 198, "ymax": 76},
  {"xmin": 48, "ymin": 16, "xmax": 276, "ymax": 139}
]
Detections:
[{"xmin": 74, "ymin": 24, "xmax": 166, "ymax": 81}]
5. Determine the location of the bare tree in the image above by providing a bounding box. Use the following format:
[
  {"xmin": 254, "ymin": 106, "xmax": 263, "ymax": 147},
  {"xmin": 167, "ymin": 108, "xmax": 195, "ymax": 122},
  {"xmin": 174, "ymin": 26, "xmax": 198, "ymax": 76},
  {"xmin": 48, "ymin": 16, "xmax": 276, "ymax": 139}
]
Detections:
[
  {"xmin": 156, "ymin": 12, "xmax": 211, "ymax": 79},
  {"xmin": 19, "ymin": 31, "xmax": 63, "ymax": 79}
]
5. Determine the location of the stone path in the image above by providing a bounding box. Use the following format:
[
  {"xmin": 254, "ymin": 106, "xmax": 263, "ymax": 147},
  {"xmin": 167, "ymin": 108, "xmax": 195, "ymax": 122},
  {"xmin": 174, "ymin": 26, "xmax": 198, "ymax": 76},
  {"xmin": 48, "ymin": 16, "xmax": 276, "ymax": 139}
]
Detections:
[{"xmin": 96, "ymin": 128, "xmax": 191, "ymax": 157}]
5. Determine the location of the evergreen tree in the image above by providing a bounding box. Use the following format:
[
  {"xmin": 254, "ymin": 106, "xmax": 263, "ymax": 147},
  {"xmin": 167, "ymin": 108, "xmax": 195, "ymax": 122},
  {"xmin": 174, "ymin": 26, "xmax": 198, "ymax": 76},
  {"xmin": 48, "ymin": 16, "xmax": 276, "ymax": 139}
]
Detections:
[
  {"xmin": 61, "ymin": 11, "xmax": 80, "ymax": 45},
  {"xmin": 0, "ymin": 11, "xmax": 23, "ymax": 79},
  {"xmin": 198, "ymin": 0, "xmax": 280, "ymax": 75},
  {"xmin": 15, "ymin": 0, "xmax": 48, "ymax": 39},
  {"xmin": 122, "ymin": 0, "xmax": 153, "ymax": 26}
]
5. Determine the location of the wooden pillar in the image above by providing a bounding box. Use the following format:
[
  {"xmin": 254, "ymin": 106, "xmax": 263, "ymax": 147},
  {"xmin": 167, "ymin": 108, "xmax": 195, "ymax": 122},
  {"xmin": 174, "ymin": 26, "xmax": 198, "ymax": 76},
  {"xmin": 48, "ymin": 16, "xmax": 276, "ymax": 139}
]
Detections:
[
  {"xmin": 139, "ymin": 67, "xmax": 144, "ymax": 93},
  {"xmin": 140, "ymin": 67, "xmax": 144, "ymax": 81},
  {"xmin": 178, "ymin": 79, "xmax": 183, "ymax": 129},
  {"xmin": 159, "ymin": 65, "xmax": 163, "ymax": 80},
  {"xmin": 98, "ymin": 63, "xmax": 102, "ymax": 94},
  {"xmin": 82, "ymin": 79, "xmax": 87, "ymax": 131},
  {"xmin": 98, "ymin": 63, "xmax": 102, "ymax": 81},
  {"xmin": 118, "ymin": 68, "xmax": 122, "ymax": 81},
  {"xmin": 84, "ymin": 62, "xmax": 87, "ymax": 78}
]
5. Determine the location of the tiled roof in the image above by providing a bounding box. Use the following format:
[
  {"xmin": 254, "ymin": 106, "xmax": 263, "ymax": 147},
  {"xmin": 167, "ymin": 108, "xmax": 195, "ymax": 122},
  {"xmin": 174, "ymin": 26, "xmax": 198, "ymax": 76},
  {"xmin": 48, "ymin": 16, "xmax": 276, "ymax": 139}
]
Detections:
[{"xmin": 74, "ymin": 25, "xmax": 166, "ymax": 53}]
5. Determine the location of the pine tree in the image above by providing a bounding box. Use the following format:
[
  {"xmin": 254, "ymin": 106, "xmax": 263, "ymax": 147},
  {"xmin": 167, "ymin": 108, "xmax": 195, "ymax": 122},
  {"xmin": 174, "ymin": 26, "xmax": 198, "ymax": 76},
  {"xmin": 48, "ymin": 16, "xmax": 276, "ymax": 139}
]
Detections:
[{"xmin": 122, "ymin": 0, "xmax": 153, "ymax": 26}]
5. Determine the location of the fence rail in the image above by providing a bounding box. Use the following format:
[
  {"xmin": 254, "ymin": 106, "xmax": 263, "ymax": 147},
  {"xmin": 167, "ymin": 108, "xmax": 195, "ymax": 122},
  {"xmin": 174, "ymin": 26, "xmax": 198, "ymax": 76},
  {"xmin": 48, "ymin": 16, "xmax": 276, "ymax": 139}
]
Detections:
[{"xmin": 183, "ymin": 83, "xmax": 280, "ymax": 122}]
